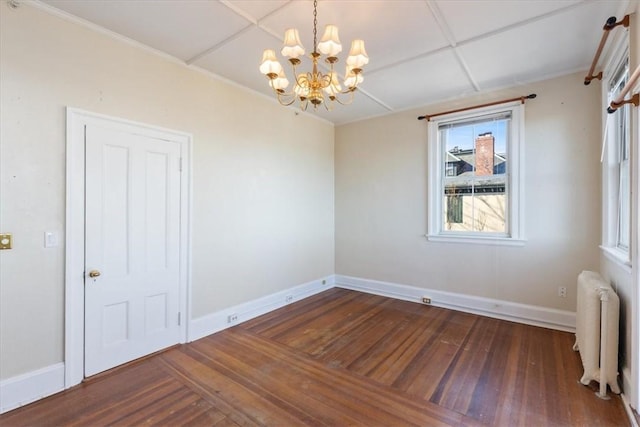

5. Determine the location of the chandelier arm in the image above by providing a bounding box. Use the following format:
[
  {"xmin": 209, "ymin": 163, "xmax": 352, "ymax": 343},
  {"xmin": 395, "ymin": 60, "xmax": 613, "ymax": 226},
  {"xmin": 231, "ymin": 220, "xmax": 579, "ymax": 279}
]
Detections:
[
  {"xmin": 293, "ymin": 70, "xmax": 309, "ymax": 91},
  {"xmin": 271, "ymin": 86, "xmax": 298, "ymax": 106},
  {"xmin": 338, "ymin": 87, "xmax": 358, "ymax": 95},
  {"xmin": 330, "ymin": 90, "xmax": 356, "ymax": 106},
  {"xmin": 290, "ymin": 61, "xmax": 304, "ymax": 88},
  {"xmin": 321, "ymin": 73, "xmax": 332, "ymax": 89},
  {"xmin": 277, "ymin": 96, "xmax": 297, "ymax": 107}
]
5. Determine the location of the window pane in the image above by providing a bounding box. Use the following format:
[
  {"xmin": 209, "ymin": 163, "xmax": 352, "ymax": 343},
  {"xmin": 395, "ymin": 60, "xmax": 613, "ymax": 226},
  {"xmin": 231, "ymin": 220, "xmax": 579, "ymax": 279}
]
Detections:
[
  {"xmin": 473, "ymin": 193, "xmax": 507, "ymax": 233},
  {"xmin": 617, "ymin": 106, "xmax": 630, "ymax": 250},
  {"xmin": 618, "ymin": 158, "xmax": 630, "ymax": 250},
  {"xmin": 440, "ymin": 113, "xmax": 510, "ymax": 235},
  {"xmin": 610, "ymin": 57, "xmax": 630, "ymax": 252}
]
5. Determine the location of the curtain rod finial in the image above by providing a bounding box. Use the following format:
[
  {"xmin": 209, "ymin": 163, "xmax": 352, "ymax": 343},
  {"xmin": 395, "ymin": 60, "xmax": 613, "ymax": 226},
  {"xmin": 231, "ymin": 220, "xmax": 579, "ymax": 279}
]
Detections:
[{"xmin": 604, "ymin": 16, "xmax": 617, "ymax": 30}]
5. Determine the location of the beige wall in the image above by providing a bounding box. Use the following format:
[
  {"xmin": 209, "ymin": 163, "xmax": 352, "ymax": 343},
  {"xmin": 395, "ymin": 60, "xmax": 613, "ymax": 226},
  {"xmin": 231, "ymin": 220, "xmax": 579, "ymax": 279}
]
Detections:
[
  {"xmin": 0, "ymin": 4, "xmax": 335, "ymax": 379},
  {"xmin": 336, "ymin": 71, "xmax": 601, "ymax": 311}
]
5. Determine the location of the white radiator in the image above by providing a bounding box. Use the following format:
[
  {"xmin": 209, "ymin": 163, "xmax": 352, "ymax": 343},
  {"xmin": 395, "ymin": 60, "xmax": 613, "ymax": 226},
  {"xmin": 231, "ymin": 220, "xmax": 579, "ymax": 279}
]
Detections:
[{"xmin": 572, "ymin": 270, "xmax": 621, "ymax": 398}]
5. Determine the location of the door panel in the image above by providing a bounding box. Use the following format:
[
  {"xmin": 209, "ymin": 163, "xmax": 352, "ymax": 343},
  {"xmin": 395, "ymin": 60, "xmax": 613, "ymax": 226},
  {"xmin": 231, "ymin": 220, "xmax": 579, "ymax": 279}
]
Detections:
[
  {"xmin": 102, "ymin": 301, "xmax": 129, "ymax": 347},
  {"xmin": 84, "ymin": 124, "xmax": 182, "ymax": 377},
  {"xmin": 102, "ymin": 144, "xmax": 130, "ymax": 276}
]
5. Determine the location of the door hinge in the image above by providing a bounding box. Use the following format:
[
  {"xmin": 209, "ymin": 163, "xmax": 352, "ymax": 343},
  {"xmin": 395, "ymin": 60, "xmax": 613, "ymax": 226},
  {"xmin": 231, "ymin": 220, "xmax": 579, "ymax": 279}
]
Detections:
[
  {"xmin": 179, "ymin": 157, "xmax": 183, "ymax": 172},
  {"xmin": 178, "ymin": 312, "xmax": 181, "ymax": 326}
]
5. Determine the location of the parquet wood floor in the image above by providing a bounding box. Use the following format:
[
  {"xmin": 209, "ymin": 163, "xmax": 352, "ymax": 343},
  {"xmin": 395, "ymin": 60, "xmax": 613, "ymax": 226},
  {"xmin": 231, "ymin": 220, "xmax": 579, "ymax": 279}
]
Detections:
[{"xmin": 0, "ymin": 288, "xmax": 630, "ymax": 426}]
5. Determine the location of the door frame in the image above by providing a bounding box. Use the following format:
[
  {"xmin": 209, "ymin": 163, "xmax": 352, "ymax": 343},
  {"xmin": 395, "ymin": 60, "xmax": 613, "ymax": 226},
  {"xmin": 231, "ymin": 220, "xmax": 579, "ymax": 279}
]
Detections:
[{"xmin": 64, "ymin": 108, "xmax": 192, "ymax": 388}]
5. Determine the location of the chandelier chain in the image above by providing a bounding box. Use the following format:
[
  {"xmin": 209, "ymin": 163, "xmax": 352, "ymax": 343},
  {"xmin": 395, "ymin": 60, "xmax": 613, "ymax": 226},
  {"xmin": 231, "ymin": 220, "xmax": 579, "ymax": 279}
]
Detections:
[{"xmin": 313, "ymin": 0, "xmax": 318, "ymax": 54}]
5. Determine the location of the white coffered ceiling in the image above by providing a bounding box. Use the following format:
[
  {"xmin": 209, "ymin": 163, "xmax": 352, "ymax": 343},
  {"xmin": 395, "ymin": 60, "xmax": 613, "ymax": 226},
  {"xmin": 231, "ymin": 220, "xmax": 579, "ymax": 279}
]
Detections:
[{"xmin": 40, "ymin": 0, "xmax": 630, "ymax": 124}]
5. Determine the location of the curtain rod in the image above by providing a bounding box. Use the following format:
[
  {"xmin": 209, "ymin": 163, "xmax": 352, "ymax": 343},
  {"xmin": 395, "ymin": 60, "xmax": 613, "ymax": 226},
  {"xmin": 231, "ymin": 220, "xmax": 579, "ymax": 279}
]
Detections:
[
  {"xmin": 607, "ymin": 63, "xmax": 640, "ymax": 113},
  {"xmin": 585, "ymin": 15, "xmax": 629, "ymax": 86},
  {"xmin": 417, "ymin": 94, "xmax": 536, "ymax": 121}
]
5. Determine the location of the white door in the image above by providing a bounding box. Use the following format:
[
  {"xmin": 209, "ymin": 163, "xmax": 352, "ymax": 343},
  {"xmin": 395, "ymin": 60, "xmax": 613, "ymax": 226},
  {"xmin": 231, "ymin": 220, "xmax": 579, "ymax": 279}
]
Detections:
[{"xmin": 84, "ymin": 123, "xmax": 183, "ymax": 377}]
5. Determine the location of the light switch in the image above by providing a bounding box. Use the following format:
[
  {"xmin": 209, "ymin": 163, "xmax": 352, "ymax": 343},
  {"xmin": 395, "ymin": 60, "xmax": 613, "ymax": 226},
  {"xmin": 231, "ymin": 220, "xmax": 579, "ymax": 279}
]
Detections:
[
  {"xmin": 44, "ymin": 231, "xmax": 59, "ymax": 248},
  {"xmin": 0, "ymin": 234, "xmax": 12, "ymax": 250}
]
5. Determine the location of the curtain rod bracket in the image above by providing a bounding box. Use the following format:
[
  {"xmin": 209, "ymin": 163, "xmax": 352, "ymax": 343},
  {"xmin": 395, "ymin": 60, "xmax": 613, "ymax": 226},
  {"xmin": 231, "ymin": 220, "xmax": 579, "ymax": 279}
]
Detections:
[
  {"xmin": 608, "ymin": 93, "xmax": 640, "ymax": 114},
  {"xmin": 585, "ymin": 15, "xmax": 630, "ymax": 86},
  {"xmin": 584, "ymin": 72, "xmax": 602, "ymax": 86},
  {"xmin": 608, "ymin": 64, "xmax": 640, "ymax": 114}
]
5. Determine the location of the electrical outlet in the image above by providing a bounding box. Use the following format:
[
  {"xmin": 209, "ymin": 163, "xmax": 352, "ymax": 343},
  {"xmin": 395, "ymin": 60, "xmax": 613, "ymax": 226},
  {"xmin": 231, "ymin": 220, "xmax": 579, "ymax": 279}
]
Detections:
[
  {"xmin": 285, "ymin": 295, "xmax": 293, "ymax": 303},
  {"xmin": 558, "ymin": 287, "xmax": 567, "ymax": 298},
  {"xmin": 322, "ymin": 279, "xmax": 327, "ymax": 285},
  {"xmin": 421, "ymin": 297, "xmax": 431, "ymax": 304},
  {"xmin": 228, "ymin": 313, "xmax": 238, "ymax": 324}
]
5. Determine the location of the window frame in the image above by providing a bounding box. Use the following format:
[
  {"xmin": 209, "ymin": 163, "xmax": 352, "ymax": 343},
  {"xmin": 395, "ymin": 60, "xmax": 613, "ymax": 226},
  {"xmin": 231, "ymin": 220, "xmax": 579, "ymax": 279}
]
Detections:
[
  {"xmin": 426, "ymin": 101, "xmax": 525, "ymax": 246},
  {"xmin": 601, "ymin": 44, "xmax": 631, "ymax": 266}
]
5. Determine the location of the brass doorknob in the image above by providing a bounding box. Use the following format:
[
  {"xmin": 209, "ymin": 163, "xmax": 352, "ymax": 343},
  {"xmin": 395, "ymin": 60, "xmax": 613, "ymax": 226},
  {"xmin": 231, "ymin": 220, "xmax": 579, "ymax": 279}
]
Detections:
[{"xmin": 88, "ymin": 270, "xmax": 101, "ymax": 278}]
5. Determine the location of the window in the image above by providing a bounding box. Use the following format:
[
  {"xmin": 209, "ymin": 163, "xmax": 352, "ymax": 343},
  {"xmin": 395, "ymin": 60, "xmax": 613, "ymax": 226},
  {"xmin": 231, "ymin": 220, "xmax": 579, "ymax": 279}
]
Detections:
[
  {"xmin": 427, "ymin": 102, "xmax": 524, "ymax": 245},
  {"xmin": 603, "ymin": 54, "xmax": 630, "ymax": 259}
]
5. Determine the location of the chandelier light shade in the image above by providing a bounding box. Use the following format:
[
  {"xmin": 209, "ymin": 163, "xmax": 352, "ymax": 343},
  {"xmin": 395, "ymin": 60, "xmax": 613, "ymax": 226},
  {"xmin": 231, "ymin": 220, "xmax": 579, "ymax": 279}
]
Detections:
[
  {"xmin": 259, "ymin": 49, "xmax": 283, "ymax": 76},
  {"xmin": 347, "ymin": 40, "xmax": 369, "ymax": 68},
  {"xmin": 317, "ymin": 25, "xmax": 342, "ymax": 57},
  {"xmin": 282, "ymin": 29, "xmax": 305, "ymax": 59},
  {"xmin": 259, "ymin": 0, "xmax": 368, "ymax": 111}
]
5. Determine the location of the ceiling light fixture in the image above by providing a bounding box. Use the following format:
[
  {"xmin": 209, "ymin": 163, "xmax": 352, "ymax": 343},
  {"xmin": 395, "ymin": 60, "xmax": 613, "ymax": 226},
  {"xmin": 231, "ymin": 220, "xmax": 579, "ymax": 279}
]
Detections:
[{"xmin": 259, "ymin": 0, "xmax": 369, "ymax": 111}]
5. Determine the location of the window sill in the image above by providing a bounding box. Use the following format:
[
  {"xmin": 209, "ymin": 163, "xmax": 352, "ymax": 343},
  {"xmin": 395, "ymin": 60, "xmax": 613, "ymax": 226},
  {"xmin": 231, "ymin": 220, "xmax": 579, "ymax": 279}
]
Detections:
[
  {"xmin": 600, "ymin": 245, "xmax": 631, "ymax": 273},
  {"xmin": 426, "ymin": 234, "xmax": 526, "ymax": 247}
]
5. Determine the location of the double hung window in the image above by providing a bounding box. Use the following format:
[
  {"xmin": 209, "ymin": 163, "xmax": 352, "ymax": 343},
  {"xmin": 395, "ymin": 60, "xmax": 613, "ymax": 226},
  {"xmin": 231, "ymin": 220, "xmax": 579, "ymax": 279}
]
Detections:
[{"xmin": 427, "ymin": 102, "xmax": 524, "ymax": 245}]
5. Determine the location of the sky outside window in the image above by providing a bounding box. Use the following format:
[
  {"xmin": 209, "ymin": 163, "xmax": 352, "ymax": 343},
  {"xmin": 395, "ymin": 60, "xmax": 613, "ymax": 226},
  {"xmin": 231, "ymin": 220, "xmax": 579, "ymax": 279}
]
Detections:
[{"xmin": 444, "ymin": 119, "xmax": 508, "ymax": 154}]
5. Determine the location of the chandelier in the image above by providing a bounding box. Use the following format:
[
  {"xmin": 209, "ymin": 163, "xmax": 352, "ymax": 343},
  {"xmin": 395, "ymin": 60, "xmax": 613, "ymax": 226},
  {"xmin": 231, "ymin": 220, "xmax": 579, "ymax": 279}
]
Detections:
[{"xmin": 259, "ymin": 0, "xmax": 369, "ymax": 111}]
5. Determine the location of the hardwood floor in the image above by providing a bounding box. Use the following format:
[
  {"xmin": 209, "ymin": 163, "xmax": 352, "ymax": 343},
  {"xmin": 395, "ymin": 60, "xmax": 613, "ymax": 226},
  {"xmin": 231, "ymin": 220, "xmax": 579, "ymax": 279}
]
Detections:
[{"xmin": 0, "ymin": 288, "xmax": 630, "ymax": 426}]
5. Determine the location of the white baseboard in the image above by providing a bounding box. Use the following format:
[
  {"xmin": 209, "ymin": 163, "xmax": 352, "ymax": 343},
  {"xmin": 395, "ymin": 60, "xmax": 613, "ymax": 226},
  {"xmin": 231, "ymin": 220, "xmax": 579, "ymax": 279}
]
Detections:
[
  {"xmin": 335, "ymin": 275, "xmax": 576, "ymax": 332},
  {"xmin": 0, "ymin": 363, "xmax": 65, "ymax": 414},
  {"xmin": 188, "ymin": 275, "xmax": 336, "ymax": 342},
  {"xmin": 621, "ymin": 391, "xmax": 639, "ymax": 427},
  {"xmin": 623, "ymin": 366, "xmax": 634, "ymax": 404}
]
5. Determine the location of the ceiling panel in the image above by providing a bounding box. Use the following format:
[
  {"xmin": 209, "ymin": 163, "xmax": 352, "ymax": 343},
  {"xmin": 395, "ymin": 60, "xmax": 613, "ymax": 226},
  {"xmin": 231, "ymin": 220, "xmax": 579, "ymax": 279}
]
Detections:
[
  {"xmin": 194, "ymin": 26, "xmax": 282, "ymax": 97},
  {"xmin": 457, "ymin": 0, "xmax": 623, "ymax": 90},
  {"xmin": 311, "ymin": 92, "xmax": 392, "ymax": 125},
  {"xmin": 435, "ymin": 0, "xmax": 583, "ymax": 43},
  {"xmin": 37, "ymin": 0, "xmax": 632, "ymax": 124},
  {"xmin": 363, "ymin": 49, "xmax": 475, "ymax": 111},
  {"xmin": 224, "ymin": 0, "xmax": 292, "ymax": 21},
  {"xmin": 43, "ymin": 0, "xmax": 251, "ymax": 61},
  {"xmin": 259, "ymin": 0, "xmax": 450, "ymax": 71}
]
